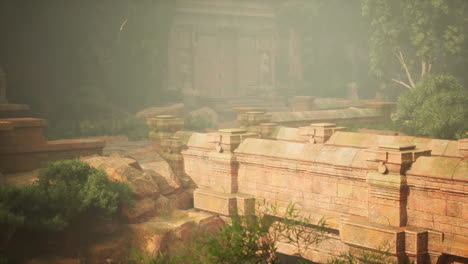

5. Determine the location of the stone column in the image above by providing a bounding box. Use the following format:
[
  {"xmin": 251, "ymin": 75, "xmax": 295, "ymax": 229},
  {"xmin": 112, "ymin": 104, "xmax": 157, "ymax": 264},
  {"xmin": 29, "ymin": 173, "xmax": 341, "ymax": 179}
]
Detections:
[
  {"xmin": 193, "ymin": 128, "xmax": 258, "ymax": 216},
  {"xmin": 146, "ymin": 115, "xmax": 186, "ymax": 188},
  {"xmin": 0, "ymin": 67, "xmax": 8, "ymax": 104},
  {"xmin": 147, "ymin": 115, "xmax": 184, "ymax": 147},
  {"xmin": 248, "ymin": 122, "xmax": 279, "ymax": 139},
  {"xmin": 238, "ymin": 111, "xmax": 271, "ymax": 130},
  {"xmin": 365, "ymin": 144, "xmax": 431, "ymax": 227}
]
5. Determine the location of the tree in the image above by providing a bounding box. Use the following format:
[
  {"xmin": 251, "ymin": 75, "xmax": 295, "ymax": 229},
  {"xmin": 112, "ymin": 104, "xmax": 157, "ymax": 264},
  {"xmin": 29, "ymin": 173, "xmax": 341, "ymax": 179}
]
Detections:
[
  {"xmin": 392, "ymin": 74, "xmax": 468, "ymax": 139},
  {"xmin": 361, "ymin": 0, "xmax": 467, "ymax": 89}
]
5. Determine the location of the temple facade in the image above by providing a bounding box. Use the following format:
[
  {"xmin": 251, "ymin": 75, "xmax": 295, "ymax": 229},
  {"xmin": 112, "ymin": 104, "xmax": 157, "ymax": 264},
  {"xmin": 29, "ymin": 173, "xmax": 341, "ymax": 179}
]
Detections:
[{"xmin": 167, "ymin": 0, "xmax": 278, "ymax": 100}]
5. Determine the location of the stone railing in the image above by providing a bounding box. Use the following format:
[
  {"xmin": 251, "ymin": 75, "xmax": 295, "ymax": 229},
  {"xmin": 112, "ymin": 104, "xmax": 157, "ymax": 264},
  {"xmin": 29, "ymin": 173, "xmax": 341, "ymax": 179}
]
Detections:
[
  {"xmin": 0, "ymin": 118, "xmax": 104, "ymax": 173},
  {"xmin": 181, "ymin": 123, "xmax": 468, "ymax": 264},
  {"xmin": 233, "ymin": 101, "xmax": 396, "ymax": 128}
]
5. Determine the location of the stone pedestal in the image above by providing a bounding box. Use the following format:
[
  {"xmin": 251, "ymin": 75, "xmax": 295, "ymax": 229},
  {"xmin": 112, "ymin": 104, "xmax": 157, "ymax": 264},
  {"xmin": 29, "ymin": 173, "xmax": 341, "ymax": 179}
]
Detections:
[
  {"xmin": 238, "ymin": 111, "xmax": 271, "ymax": 129},
  {"xmin": 248, "ymin": 122, "xmax": 279, "ymax": 139},
  {"xmin": 147, "ymin": 115, "xmax": 184, "ymax": 146},
  {"xmin": 298, "ymin": 123, "xmax": 346, "ymax": 144}
]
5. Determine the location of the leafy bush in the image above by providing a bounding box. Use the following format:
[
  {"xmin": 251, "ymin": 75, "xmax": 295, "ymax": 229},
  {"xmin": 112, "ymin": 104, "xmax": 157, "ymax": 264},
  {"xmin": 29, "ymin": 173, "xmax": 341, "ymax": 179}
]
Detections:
[
  {"xmin": 0, "ymin": 160, "xmax": 132, "ymax": 243},
  {"xmin": 46, "ymin": 115, "xmax": 148, "ymax": 141},
  {"xmin": 184, "ymin": 115, "xmax": 217, "ymax": 132},
  {"xmin": 136, "ymin": 203, "xmax": 328, "ymax": 264},
  {"xmin": 392, "ymin": 74, "xmax": 468, "ymax": 139}
]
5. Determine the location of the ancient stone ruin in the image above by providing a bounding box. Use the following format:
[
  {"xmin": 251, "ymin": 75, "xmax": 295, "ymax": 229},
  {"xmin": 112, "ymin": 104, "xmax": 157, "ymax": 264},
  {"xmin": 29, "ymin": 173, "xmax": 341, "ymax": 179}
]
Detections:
[
  {"xmin": 0, "ymin": 68, "xmax": 105, "ymax": 173},
  {"xmin": 144, "ymin": 112, "xmax": 468, "ymax": 264}
]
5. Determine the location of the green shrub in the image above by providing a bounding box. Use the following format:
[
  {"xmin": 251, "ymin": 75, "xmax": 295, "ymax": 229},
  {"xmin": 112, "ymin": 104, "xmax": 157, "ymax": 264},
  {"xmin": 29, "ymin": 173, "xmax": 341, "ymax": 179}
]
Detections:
[
  {"xmin": 0, "ymin": 160, "xmax": 132, "ymax": 242},
  {"xmin": 392, "ymin": 74, "xmax": 468, "ymax": 139},
  {"xmin": 184, "ymin": 115, "xmax": 217, "ymax": 132},
  {"xmin": 46, "ymin": 115, "xmax": 148, "ymax": 141},
  {"xmin": 137, "ymin": 203, "xmax": 328, "ymax": 264}
]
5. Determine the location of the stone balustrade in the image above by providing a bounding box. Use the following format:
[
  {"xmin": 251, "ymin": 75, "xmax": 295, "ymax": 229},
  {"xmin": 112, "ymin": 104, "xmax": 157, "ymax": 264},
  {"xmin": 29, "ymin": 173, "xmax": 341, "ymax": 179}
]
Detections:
[
  {"xmin": 181, "ymin": 124, "xmax": 468, "ymax": 264},
  {"xmin": 0, "ymin": 118, "xmax": 104, "ymax": 173}
]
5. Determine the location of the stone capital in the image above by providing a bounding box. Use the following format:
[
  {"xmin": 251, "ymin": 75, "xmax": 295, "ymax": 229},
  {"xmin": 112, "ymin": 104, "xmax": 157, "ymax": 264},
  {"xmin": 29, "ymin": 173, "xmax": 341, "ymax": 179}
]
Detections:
[
  {"xmin": 208, "ymin": 128, "xmax": 259, "ymax": 152},
  {"xmin": 366, "ymin": 144, "xmax": 431, "ymax": 175},
  {"xmin": 298, "ymin": 123, "xmax": 346, "ymax": 143}
]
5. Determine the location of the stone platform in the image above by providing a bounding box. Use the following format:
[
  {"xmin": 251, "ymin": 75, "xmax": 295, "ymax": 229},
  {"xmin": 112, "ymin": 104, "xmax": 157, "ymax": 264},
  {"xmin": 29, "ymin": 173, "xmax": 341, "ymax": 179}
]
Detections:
[{"xmin": 0, "ymin": 118, "xmax": 105, "ymax": 173}]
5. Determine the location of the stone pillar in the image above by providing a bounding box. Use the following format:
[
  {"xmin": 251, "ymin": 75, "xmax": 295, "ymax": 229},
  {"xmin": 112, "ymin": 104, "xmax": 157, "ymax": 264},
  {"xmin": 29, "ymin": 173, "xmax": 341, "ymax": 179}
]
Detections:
[
  {"xmin": 365, "ymin": 144, "xmax": 431, "ymax": 227},
  {"xmin": 193, "ymin": 128, "xmax": 257, "ymax": 216},
  {"xmin": 291, "ymin": 96, "xmax": 315, "ymax": 111},
  {"xmin": 147, "ymin": 115, "xmax": 184, "ymax": 147},
  {"xmin": 146, "ymin": 115, "xmax": 189, "ymax": 190},
  {"xmin": 248, "ymin": 122, "xmax": 279, "ymax": 139},
  {"xmin": 0, "ymin": 67, "xmax": 8, "ymax": 104},
  {"xmin": 237, "ymin": 111, "xmax": 271, "ymax": 130},
  {"xmin": 298, "ymin": 123, "xmax": 346, "ymax": 144}
]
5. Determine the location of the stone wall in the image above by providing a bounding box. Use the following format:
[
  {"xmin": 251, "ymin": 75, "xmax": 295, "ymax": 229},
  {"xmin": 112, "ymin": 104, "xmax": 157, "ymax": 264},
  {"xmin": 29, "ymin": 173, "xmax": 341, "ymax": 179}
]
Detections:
[
  {"xmin": 0, "ymin": 118, "xmax": 104, "ymax": 173},
  {"xmin": 181, "ymin": 126, "xmax": 467, "ymax": 263}
]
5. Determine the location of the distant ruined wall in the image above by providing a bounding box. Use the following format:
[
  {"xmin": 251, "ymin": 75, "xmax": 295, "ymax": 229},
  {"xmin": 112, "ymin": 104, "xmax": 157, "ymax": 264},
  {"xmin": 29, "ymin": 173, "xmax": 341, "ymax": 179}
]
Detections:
[{"xmin": 181, "ymin": 125, "xmax": 468, "ymax": 264}]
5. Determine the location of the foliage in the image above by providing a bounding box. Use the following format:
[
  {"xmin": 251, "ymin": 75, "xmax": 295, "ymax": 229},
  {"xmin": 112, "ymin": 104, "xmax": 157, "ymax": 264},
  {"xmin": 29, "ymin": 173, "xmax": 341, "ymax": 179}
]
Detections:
[
  {"xmin": 361, "ymin": 0, "xmax": 467, "ymax": 88},
  {"xmin": 46, "ymin": 115, "xmax": 148, "ymax": 141},
  {"xmin": 0, "ymin": 160, "xmax": 132, "ymax": 243},
  {"xmin": 184, "ymin": 115, "xmax": 217, "ymax": 132},
  {"xmin": 134, "ymin": 202, "xmax": 328, "ymax": 264},
  {"xmin": 392, "ymin": 74, "xmax": 468, "ymax": 139}
]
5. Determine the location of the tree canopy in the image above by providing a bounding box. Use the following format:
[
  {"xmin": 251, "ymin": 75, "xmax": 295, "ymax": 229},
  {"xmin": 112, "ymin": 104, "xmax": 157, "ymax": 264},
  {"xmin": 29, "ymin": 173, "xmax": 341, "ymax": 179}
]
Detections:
[{"xmin": 361, "ymin": 0, "xmax": 467, "ymax": 88}]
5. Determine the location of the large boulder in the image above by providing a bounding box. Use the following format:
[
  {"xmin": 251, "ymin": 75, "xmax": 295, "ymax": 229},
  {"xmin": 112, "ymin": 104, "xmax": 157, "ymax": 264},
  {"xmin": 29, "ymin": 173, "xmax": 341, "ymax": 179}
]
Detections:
[
  {"xmin": 83, "ymin": 156, "xmax": 160, "ymax": 199},
  {"xmin": 122, "ymin": 198, "xmax": 158, "ymax": 223},
  {"xmin": 83, "ymin": 156, "xmax": 142, "ymax": 183},
  {"xmin": 136, "ymin": 103, "xmax": 185, "ymax": 120}
]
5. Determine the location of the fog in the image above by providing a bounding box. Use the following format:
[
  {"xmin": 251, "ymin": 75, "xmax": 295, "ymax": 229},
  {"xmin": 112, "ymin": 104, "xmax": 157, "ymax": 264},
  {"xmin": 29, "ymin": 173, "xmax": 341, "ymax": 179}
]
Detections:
[{"xmin": 0, "ymin": 1, "xmax": 467, "ymax": 263}]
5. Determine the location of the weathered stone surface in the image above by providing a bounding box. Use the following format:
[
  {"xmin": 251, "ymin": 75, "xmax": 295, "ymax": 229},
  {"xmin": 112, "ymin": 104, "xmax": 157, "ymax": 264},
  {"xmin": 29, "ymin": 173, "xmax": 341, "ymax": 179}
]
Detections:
[
  {"xmin": 122, "ymin": 198, "xmax": 158, "ymax": 223},
  {"xmin": 86, "ymin": 232, "xmax": 131, "ymax": 264},
  {"xmin": 182, "ymin": 128, "xmax": 468, "ymax": 263},
  {"xmin": 83, "ymin": 156, "xmax": 142, "ymax": 182},
  {"xmin": 136, "ymin": 103, "xmax": 185, "ymax": 120}
]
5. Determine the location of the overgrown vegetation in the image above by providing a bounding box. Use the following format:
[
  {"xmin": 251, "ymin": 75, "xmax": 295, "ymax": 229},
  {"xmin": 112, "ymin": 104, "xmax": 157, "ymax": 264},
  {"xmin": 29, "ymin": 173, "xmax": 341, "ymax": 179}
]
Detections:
[
  {"xmin": 392, "ymin": 74, "xmax": 468, "ymax": 139},
  {"xmin": 361, "ymin": 0, "xmax": 467, "ymax": 90},
  {"xmin": 0, "ymin": 160, "xmax": 133, "ymax": 260},
  {"xmin": 125, "ymin": 202, "xmax": 409, "ymax": 264},
  {"xmin": 46, "ymin": 115, "xmax": 148, "ymax": 141},
  {"xmin": 125, "ymin": 202, "xmax": 328, "ymax": 264},
  {"xmin": 184, "ymin": 115, "xmax": 217, "ymax": 132}
]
